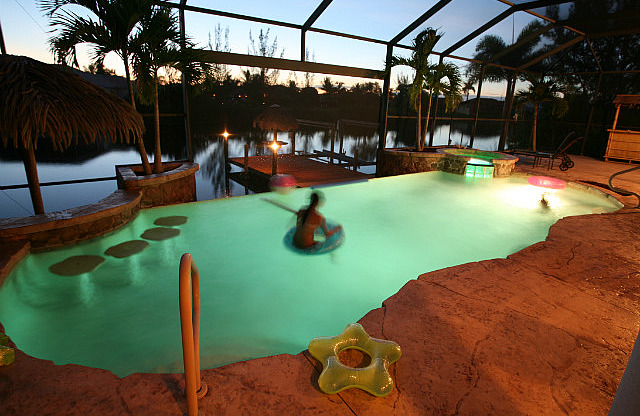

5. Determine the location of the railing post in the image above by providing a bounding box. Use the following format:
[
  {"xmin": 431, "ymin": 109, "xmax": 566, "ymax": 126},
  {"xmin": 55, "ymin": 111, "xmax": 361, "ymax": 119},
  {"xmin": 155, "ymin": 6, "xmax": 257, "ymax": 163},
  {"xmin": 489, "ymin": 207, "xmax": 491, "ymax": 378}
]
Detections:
[
  {"xmin": 330, "ymin": 125, "xmax": 335, "ymax": 165},
  {"xmin": 338, "ymin": 119, "xmax": 344, "ymax": 157},
  {"xmin": 244, "ymin": 144, "xmax": 250, "ymax": 175},
  {"xmin": 179, "ymin": 253, "xmax": 207, "ymax": 416},
  {"xmin": 353, "ymin": 148, "xmax": 359, "ymax": 171}
]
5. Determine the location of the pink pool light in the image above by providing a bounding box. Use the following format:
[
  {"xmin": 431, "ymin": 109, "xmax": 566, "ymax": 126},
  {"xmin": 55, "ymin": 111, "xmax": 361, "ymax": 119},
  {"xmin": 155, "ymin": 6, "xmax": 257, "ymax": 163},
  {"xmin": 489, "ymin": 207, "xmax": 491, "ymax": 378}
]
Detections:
[
  {"xmin": 528, "ymin": 176, "xmax": 567, "ymax": 189},
  {"xmin": 270, "ymin": 174, "xmax": 297, "ymax": 193}
]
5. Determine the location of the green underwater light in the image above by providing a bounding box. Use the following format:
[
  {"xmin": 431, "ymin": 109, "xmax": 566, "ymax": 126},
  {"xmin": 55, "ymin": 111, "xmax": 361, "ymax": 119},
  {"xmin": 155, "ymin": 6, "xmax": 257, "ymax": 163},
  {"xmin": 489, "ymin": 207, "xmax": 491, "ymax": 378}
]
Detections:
[{"xmin": 465, "ymin": 158, "xmax": 494, "ymax": 178}]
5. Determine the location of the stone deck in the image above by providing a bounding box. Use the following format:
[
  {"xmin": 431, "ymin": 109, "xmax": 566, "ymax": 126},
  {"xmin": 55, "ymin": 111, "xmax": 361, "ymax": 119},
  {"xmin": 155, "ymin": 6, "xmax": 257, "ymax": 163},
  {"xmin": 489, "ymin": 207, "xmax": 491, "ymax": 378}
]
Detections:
[{"xmin": 2, "ymin": 155, "xmax": 640, "ymax": 415}]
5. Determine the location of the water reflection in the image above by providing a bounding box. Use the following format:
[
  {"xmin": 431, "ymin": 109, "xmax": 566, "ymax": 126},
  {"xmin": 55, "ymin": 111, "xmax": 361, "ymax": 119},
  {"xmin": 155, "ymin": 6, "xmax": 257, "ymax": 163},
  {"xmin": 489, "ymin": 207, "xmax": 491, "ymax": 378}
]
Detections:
[{"xmin": 0, "ymin": 123, "xmax": 502, "ymax": 218}]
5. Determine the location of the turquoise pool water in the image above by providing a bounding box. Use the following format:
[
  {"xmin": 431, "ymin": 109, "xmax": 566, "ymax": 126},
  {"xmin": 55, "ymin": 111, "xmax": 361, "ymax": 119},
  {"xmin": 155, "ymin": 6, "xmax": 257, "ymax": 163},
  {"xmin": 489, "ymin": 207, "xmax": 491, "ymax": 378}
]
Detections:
[{"xmin": 0, "ymin": 172, "xmax": 621, "ymax": 376}]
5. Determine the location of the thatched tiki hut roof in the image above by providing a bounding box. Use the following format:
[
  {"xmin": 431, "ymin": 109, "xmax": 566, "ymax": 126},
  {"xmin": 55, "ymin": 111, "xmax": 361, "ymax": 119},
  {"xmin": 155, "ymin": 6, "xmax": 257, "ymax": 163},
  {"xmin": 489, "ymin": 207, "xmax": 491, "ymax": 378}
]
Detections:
[
  {"xmin": 0, "ymin": 55, "xmax": 145, "ymax": 215},
  {"xmin": 253, "ymin": 104, "xmax": 298, "ymax": 142}
]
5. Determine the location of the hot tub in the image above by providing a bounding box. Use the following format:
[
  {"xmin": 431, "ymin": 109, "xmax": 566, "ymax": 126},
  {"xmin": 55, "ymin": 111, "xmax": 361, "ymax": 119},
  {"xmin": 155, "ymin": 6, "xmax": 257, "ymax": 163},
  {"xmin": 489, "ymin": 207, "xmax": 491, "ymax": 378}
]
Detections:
[{"xmin": 437, "ymin": 148, "xmax": 519, "ymax": 178}]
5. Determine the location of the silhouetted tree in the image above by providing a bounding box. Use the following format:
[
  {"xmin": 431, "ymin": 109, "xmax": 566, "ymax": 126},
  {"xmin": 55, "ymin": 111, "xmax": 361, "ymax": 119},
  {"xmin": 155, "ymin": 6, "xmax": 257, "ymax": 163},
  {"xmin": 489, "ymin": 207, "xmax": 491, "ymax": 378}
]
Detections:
[
  {"xmin": 84, "ymin": 61, "xmax": 116, "ymax": 75},
  {"xmin": 515, "ymin": 76, "xmax": 568, "ymax": 151},
  {"xmin": 351, "ymin": 82, "xmax": 382, "ymax": 94},
  {"xmin": 389, "ymin": 28, "xmax": 442, "ymax": 151},
  {"xmin": 544, "ymin": 2, "xmax": 640, "ymax": 99},
  {"xmin": 42, "ymin": 0, "xmax": 154, "ymax": 173},
  {"xmin": 202, "ymin": 24, "xmax": 231, "ymax": 88},
  {"xmin": 321, "ymin": 77, "xmax": 345, "ymax": 94},
  {"xmin": 247, "ymin": 28, "xmax": 284, "ymax": 85},
  {"xmin": 131, "ymin": 6, "xmax": 201, "ymax": 173},
  {"xmin": 423, "ymin": 61, "xmax": 462, "ymax": 146},
  {"xmin": 462, "ymin": 79, "xmax": 475, "ymax": 101},
  {"xmin": 303, "ymin": 48, "xmax": 315, "ymax": 88}
]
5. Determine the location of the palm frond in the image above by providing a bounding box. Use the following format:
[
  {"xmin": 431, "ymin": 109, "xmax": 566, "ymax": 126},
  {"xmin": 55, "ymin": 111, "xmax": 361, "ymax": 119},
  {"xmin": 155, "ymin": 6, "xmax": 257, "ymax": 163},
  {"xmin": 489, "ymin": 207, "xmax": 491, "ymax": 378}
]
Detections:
[{"xmin": 0, "ymin": 55, "xmax": 144, "ymax": 150}]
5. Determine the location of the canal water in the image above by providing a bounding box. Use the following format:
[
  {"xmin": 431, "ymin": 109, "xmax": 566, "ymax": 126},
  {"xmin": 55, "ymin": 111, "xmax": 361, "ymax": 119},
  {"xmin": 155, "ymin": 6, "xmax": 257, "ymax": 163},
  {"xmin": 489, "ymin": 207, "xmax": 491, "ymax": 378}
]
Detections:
[{"xmin": 0, "ymin": 123, "xmax": 501, "ymax": 218}]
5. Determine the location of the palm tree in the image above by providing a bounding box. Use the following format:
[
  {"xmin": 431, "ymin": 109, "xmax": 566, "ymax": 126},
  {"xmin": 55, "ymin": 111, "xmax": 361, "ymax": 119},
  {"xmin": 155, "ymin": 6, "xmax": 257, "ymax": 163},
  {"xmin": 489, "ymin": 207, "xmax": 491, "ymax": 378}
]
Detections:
[
  {"xmin": 423, "ymin": 61, "xmax": 462, "ymax": 147},
  {"xmin": 466, "ymin": 20, "xmax": 545, "ymax": 149},
  {"xmin": 131, "ymin": 6, "xmax": 201, "ymax": 174},
  {"xmin": 462, "ymin": 79, "xmax": 475, "ymax": 101},
  {"xmin": 41, "ymin": 0, "xmax": 153, "ymax": 174},
  {"xmin": 514, "ymin": 76, "xmax": 568, "ymax": 151},
  {"xmin": 130, "ymin": 6, "xmax": 182, "ymax": 174},
  {"xmin": 321, "ymin": 77, "xmax": 345, "ymax": 94},
  {"xmin": 390, "ymin": 28, "xmax": 442, "ymax": 152}
]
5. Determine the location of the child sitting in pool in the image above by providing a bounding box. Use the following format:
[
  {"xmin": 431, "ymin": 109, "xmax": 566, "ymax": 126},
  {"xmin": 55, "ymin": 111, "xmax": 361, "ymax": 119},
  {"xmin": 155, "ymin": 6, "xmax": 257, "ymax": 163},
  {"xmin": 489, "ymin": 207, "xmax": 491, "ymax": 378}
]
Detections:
[
  {"xmin": 540, "ymin": 193, "xmax": 550, "ymax": 210},
  {"xmin": 293, "ymin": 192, "xmax": 342, "ymax": 249}
]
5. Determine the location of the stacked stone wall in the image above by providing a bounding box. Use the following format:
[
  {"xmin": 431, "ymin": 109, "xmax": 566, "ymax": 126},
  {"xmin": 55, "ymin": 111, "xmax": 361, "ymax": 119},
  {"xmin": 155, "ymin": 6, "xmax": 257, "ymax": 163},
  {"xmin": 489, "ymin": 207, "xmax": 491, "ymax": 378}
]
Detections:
[
  {"xmin": 0, "ymin": 190, "xmax": 141, "ymax": 251},
  {"xmin": 117, "ymin": 162, "xmax": 198, "ymax": 208}
]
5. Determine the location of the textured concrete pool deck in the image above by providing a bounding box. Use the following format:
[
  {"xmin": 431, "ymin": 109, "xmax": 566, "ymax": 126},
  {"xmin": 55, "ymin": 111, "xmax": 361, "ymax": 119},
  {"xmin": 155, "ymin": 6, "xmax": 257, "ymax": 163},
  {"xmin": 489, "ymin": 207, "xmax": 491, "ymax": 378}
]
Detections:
[{"xmin": 2, "ymin": 155, "xmax": 640, "ymax": 415}]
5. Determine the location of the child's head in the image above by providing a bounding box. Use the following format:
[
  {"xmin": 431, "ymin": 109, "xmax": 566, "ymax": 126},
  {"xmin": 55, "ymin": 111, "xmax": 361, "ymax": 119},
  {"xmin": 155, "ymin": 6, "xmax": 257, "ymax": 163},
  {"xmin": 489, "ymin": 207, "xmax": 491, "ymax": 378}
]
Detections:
[{"xmin": 310, "ymin": 191, "xmax": 324, "ymax": 206}]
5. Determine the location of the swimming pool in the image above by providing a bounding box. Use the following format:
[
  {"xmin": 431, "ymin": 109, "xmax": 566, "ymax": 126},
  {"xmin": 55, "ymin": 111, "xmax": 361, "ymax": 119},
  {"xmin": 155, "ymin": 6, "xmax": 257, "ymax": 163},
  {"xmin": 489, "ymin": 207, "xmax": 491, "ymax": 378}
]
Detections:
[{"xmin": 0, "ymin": 172, "xmax": 621, "ymax": 377}]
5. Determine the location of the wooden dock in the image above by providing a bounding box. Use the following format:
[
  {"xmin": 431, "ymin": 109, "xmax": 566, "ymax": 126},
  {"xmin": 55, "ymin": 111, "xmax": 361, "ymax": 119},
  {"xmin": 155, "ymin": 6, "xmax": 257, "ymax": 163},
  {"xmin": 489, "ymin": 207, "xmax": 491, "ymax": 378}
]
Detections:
[
  {"xmin": 228, "ymin": 154, "xmax": 372, "ymax": 188},
  {"xmin": 305, "ymin": 149, "xmax": 376, "ymax": 167}
]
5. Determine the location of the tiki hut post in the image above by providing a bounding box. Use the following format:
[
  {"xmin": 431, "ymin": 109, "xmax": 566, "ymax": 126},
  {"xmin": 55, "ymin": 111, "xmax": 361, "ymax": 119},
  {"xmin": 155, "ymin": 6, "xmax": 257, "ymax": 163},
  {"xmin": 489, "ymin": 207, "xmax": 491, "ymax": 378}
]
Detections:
[
  {"xmin": 21, "ymin": 137, "xmax": 44, "ymax": 214},
  {"xmin": 0, "ymin": 55, "xmax": 144, "ymax": 216}
]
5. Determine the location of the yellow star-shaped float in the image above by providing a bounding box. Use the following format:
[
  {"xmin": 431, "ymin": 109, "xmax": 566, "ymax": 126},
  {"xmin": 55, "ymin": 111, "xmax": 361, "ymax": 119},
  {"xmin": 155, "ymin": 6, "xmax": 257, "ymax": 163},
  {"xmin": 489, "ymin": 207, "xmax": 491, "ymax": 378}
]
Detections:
[{"xmin": 308, "ymin": 323, "xmax": 401, "ymax": 396}]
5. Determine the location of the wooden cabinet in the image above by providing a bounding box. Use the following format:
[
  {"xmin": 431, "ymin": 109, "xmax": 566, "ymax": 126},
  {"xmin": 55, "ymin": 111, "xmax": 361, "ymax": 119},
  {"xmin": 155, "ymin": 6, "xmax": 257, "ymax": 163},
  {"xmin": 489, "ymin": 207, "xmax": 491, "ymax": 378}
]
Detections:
[
  {"xmin": 605, "ymin": 130, "xmax": 640, "ymax": 162},
  {"xmin": 604, "ymin": 95, "xmax": 640, "ymax": 162}
]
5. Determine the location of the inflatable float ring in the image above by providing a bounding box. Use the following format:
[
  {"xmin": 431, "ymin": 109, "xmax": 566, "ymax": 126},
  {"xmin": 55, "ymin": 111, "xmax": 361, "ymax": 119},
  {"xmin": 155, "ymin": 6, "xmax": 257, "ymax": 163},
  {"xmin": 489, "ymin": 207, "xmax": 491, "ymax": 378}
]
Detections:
[
  {"xmin": 528, "ymin": 175, "xmax": 567, "ymax": 189},
  {"xmin": 308, "ymin": 323, "xmax": 401, "ymax": 396},
  {"xmin": 283, "ymin": 220, "xmax": 345, "ymax": 254}
]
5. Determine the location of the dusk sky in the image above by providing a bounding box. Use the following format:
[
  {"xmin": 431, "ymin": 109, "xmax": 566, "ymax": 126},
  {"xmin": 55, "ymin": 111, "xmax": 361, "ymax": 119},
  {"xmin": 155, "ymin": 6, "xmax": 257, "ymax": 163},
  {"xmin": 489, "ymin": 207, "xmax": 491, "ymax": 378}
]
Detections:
[{"xmin": 2, "ymin": 0, "xmax": 554, "ymax": 97}]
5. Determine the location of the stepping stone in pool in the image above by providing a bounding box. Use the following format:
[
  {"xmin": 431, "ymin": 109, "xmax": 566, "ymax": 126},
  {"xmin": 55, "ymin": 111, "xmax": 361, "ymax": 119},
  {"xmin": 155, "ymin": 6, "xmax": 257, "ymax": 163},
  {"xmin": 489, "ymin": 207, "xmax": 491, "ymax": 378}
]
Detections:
[
  {"xmin": 104, "ymin": 240, "xmax": 150, "ymax": 258},
  {"xmin": 141, "ymin": 227, "xmax": 181, "ymax": 241},
  {"xmin": 154, "ymin": 216, "xmax": 188, "ymax": 226},
  {"xmin": 49, "ymin": 255, "xmax": 106, "ymax": 276}
]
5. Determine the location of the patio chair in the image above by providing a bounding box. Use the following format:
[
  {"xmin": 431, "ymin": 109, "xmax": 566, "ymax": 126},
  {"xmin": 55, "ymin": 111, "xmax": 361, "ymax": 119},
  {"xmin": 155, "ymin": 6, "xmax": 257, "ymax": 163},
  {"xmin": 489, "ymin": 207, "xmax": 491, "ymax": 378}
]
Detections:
[{"xmin": 511, "ymin": 132, "xmax": 583, "ymax": 171}]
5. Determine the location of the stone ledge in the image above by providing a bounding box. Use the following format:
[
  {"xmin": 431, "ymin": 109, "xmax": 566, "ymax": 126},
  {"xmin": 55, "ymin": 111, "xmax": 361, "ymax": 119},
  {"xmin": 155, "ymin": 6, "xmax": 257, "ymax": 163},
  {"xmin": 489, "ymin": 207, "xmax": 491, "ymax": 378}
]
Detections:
[
  {"xmin": 377, "ymin": 148, "xmax": 446, "ymax": 176},
  {"xmin": 116, "ymin": 162, "xmax": 199, "ymax": 187},
  {"xmin": 116, "ymin": 162, "xmax": 199, "ymax": 208},
  {"xmin": 378, "ymin": 147, "xmax": 519, "ymax": 178},
  {"xmin": 0, "ymin": 240, "xmax": 30, "ymax": 285},
  {"xmin": 0, "ymin": 190, "xmax": 141, "ymax": 251}
]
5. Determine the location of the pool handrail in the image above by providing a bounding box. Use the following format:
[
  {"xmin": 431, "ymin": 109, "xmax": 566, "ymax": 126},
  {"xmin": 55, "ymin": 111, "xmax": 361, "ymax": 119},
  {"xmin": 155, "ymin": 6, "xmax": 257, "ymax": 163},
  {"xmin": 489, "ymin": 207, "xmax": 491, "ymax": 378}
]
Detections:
[
  {"xmin": 608, "ymin": 165, "xmax": 640, "ymax": 208},
  {"xmin": 179, "ymin": 253, "xmax": 208, "ymax": 416}
]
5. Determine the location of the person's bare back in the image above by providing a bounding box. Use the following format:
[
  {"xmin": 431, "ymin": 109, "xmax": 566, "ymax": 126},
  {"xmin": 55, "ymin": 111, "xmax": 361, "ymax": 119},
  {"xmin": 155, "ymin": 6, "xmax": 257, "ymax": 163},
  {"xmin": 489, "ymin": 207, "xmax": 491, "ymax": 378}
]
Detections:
[{"xmin": 292, "ymin": 192, "xmax": 342, "ymax": 249}]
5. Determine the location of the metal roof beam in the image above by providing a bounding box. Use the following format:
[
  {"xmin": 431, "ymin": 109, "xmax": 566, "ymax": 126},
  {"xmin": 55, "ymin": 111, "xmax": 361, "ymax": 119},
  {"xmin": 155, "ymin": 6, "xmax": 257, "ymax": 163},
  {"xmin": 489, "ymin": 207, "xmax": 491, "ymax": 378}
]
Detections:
[
  {"xmin": 585, "ymin": 38, "xmax": 602, "ymax": 73},
  {"xmin": 156, "ymin": 1, "xmax": 302, "ymax": 30},
  {"xmin": 495, "ymin": 0, "xmax": 585, "ymax": 36},
  {"xmin": 302, "ymin": 0, "xmax": 333, "ymax": 30},
  {"xmin": 308, "ymin": 27, "xmax": 388, "ymax": 45},
  {"xmin": 441, "ymin": 8, "xmax": 512, "ymax": 57},
  {"xmin": 546, "ymin": 69, "xmax": 640, "ymax": 76},
  {"xmin": 442, "ymin": 0, "xmax": 574, "ymax": 57},
  {"xmin": 389, "ymin": 0, "xmax": 452, "ymax": 46},
  {"xmin": 518, "ymin": 34, "xmax": 584, "ymax": 70},
  {"xmin": 157, "ymin": 1, "xmax": 391, "ymax": 48},
  {"xmin": 488, "ymin": 22, "xmax": 555, "ymax": 64},
  {"xmin": 159, "ymin": 0, "xmax": 551, "ymax": 75},
  {"xmin": 588, "ymin": 26, "xmax": 640, "ymax": 38},
  {"xmin": 197, "ymin": 50, "xmax": 384, "ymax": 79},
  {"xmin": 301, "ymin": 0, "xmax": 334, "ymax": 62}
]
